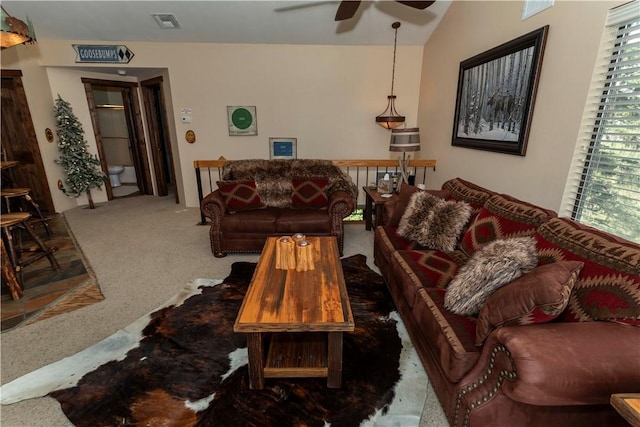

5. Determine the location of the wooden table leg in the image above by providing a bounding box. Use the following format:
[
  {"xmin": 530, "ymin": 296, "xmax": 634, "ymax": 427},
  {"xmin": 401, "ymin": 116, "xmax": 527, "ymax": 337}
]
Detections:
[
  {"xmin": 364, "ymin": 193, "xmax": 373, "ymax": 231},
  {"xmin": 327, "ymin": 332, "xmax": 343, "ymax": 388},
  {"xmin": 374, "ymin": 203, "xmax": 385, "ymax": 228},
  {"xmin": 246, "ymin": 332, "xmax": 264, "ymax": 389}
]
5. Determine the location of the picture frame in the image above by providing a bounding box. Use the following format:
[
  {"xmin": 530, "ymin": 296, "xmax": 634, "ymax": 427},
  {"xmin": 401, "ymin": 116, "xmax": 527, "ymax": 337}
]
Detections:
[
  {"xmin": 451, "ymin": 26, "xmax": 549, "ymax": 156},
  {"xmin": 269, "ymin": 137, "xmax": 297, "ymax": 159},
  {"xmin": 227, "ymin": 106, "xmax": 257, "ymax": 136}
]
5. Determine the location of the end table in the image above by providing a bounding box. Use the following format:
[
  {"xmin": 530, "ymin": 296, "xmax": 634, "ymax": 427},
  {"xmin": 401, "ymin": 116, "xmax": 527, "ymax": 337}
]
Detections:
[{"xmin": 362, "ymin": 186, "xmax": 398, "ymax": 231}]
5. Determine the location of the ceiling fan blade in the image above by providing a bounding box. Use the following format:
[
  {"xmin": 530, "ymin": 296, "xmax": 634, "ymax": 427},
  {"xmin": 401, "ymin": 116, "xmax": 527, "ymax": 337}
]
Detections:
[
  {"xmin": 395, "ymin": 1, "xmax": 436, "ymax": 10},
  {"xmin": 335, "ymin": 1, "xmax": 362, "ymax": 21}
]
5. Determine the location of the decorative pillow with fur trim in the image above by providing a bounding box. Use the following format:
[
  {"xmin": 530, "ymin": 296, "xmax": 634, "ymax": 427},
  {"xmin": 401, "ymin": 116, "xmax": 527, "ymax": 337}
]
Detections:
[
  {"xmin": 397, "ymin": 191, "xmax": 472, "ymax": 252},
  {"xmin": 388, "ymin": 184, "xmax": 450, "ymax": 227},
  {"xmin": 291, "ymin": 177, "xmax": 329, "ymax": 209},
  {"xmin": 255, "ymin": 173, "xmax": 292, "ymax": 208},
  {"xmin": 444, "ymin": 237, "xmax": 538, "ymax": 316},
  {"xmin": 397, "ymin": 192, "xmax": 442, "ymax": 243},
  {"xmin": 217, "ymin": 181, "xmax": 265, "ymax": 214},
  {"xmin": 475, "ymin": 261, "xmax": 584, "ymax": 345}
]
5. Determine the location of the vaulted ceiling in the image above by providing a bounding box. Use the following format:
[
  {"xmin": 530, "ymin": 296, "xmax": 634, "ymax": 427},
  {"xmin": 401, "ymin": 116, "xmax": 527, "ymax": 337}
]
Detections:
[{"xmin": 2, "ymin": 1, "xmax": 451, "ymax": 46}]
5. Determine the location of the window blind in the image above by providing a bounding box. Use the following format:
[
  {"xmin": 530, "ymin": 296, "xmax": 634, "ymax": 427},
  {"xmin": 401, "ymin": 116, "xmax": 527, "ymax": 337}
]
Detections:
[{"xmin": 560, "ymin": 0, "xmax": 640, "ymax": 242}]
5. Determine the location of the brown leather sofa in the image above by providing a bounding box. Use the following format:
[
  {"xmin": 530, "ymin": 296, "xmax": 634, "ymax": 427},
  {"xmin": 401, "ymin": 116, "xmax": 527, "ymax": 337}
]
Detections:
[
  {"xmin": 374, "ymin": 178, "xmax": 640, "ymax": 427},
  {"xmin": 200, "ymin": 159, "xmax": 356, "ymax": 257}
]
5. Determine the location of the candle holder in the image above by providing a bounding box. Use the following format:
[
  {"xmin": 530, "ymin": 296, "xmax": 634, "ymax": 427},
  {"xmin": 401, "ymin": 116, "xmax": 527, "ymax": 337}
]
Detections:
[
  {"xmin": 275, "ymin": 236, "xmax": 296, "ymax": 270},
  {"xmin": 295, "ymin": 240, "xmax": 315, "ymax": 272}
]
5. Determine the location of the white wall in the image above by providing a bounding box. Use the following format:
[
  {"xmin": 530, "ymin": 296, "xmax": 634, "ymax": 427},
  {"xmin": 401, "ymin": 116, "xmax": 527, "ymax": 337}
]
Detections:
[
  {"xmin": 5, "ymin": 39, "xmax": 424, "ymax": 209},
  {"xmin": 418, "ymin": 0, "xmax": 619, "ymax": 211}
]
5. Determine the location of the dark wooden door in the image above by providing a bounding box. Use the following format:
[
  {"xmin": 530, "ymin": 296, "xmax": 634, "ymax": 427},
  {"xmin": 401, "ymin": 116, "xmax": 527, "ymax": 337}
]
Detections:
[
  {"xmin": 1, "ymin": 70, "xmax": 55, "ymax": 213},
  {"xmin": 141, "ymin": 76, "xmax": 178, "ymax": 202}
]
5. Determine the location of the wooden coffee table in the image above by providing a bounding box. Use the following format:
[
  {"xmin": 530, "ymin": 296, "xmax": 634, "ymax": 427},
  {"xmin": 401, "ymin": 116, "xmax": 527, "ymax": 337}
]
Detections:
[{"xmin": 234, "ymin": 236, "xmax": 354, "ymax": 389}]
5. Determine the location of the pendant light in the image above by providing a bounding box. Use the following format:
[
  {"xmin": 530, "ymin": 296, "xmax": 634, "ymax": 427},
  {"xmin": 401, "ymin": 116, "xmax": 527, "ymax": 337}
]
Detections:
[
  {"xmin": 376, "ymin": 22, "xmax": 405, "ymax": 129},
  {"xmin": 1, "ymin": 7, "xmax": 36, "ymax": 50}
]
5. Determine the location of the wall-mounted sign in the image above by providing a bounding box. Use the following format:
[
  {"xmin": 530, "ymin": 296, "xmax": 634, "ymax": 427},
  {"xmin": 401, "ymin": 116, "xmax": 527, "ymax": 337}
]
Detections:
[
  {"xmin": 227, "ymin": 106, "xmax": 257, "ymax": 136},
  {"xmin": 73, "ymin": 45, "xmax": 135, "ymax": 63}
]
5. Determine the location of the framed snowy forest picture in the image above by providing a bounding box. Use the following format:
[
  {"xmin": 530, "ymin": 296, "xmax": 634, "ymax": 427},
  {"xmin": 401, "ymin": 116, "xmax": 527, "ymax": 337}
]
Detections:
[{"xmin": 452, "ymin": 26, "xmax": 549, "ymax": 155}]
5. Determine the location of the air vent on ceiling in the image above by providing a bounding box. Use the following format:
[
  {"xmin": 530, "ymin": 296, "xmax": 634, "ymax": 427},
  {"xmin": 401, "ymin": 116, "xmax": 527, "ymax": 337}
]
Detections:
[{"xmin": 152, "ymin": 13, "xmax": 181, "ymax": 29}]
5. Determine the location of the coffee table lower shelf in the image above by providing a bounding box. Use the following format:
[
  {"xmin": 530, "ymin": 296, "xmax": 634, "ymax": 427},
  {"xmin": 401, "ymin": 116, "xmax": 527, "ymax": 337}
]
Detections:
[
  {"xmin": 245, "ymin": 330, "xmax": 345, "ymax": 389},
  {"xmin": 264, "ymin": 332, "xmax": 328, "ymax": 378}
]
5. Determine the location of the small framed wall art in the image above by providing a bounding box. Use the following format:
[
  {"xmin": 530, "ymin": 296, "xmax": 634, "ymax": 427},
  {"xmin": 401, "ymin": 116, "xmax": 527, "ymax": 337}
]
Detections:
[
  {"xmin": 269, "ymin": 137, "xmax": 297, "ymax": 160},
  {"xmin": 227, "ymin": 106, "xmax": 257, "ymax": 136}
]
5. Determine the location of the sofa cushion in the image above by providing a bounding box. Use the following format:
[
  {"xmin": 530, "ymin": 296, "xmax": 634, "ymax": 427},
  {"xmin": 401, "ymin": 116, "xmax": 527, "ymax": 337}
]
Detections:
[
  {"xmin": 397, "ymin": 192, "xmax": 472, "ymax": 252},
  {"xmin": 220, "ymin": 207, "xmax": 279, "ymax": 233},
  {"xmin": 275, "ymin": 209, "xmax": 331, "ymax": 234},
  {"xmin": 441, "ymin": 177, "xmax": 496, "ymax": 209},
  {"xmin": 387, "ymin": 184, "xmax": 450, "ymax": 227},
  {"xmin": 392, "ymin": 249, "xmax": 468, "ymax": 308},
  {"xmin": 413, "ymin": 288, "xmax": 481, "ymax": 383},
  {"xmin": 475, "ymin": 261, "xmax": 584, "ymax": 346},
  {"xmin": 291, "ymin": 177, "xmax": 329, "ymax": 209},
  {"xmin": 459, "ymin": 194, "xmax": 556, "ymax": 257},
  {"xmin": 535, "ymin": 218, "xmax": 640, "ymax": 324},
  {"xmin": 445, "ymin": 237, "xmax": 538, "ymax": 316},
  {"xmin": 217, "ymin": 180, "xmax": 266, "ymax": 214}
]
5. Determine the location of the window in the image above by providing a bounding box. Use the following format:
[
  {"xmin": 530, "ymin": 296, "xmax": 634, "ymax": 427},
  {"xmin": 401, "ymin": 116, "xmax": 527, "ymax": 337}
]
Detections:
[{"xmin": 561, "ymin": 1, "xmax": 640, "ymax": 243}]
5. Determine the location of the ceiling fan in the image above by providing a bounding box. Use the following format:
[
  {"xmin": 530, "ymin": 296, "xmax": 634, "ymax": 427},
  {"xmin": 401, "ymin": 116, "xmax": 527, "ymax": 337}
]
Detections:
[{"xmin": 334, "ymin": 1, "xmax": 435, "ymax": 21}]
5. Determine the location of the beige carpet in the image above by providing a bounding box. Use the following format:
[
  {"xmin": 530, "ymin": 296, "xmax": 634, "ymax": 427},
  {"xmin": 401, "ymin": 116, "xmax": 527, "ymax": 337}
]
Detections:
[{"xmin": 0, "ymin": 194, "xmax": 448, "ymax": 427}]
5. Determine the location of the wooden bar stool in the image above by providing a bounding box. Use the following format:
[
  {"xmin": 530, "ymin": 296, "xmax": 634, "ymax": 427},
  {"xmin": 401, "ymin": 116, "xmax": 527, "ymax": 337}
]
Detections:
[
  {"xmin": 1, "ymin": 213, "xmax": 59, "ymax": 285},
  {"xmin": 1, "ymin": 188, "xmax": 52, "ymax": 236},
  {"xmin": 1, "ymin": 238, "xmax": 22, "ymax": 300}
]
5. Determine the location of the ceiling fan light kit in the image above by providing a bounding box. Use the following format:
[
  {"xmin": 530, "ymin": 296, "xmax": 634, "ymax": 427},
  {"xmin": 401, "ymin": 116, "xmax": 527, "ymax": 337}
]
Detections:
[{"xmin": 376, "ymin": 21, "xmax": 406, "ymax": 130}]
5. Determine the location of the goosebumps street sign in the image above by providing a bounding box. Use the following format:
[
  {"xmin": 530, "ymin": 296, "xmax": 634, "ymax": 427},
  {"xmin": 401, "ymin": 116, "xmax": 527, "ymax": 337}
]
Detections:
[{"xmin": 73, "ymin": 45, "xmax": 135, "ymax": 63}]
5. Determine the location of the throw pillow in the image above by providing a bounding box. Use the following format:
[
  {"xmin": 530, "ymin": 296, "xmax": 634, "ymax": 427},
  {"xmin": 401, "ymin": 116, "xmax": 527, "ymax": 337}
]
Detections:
[
  {"xmin": 444, "ymin": 236, "xmax": 538, "ymax": 316},
  {"xmin": 291, "ymin": 177, "xmax": 329, "ymax": 209},
  {"xmin": 475, "ymin": 261, "xmax": 584, "ymax": 346},
  {"xmin": 388, "ymin": 184, "xmax": 450, "ymax": 227},
  {"xmin": 397, "ymin": 191, "xmax": 472, "ymax": 252},
  {"xmin": 217, "ymin": 180, "xmax": 265, "ymax": 214},
  {"xmin": 397, "ymin": 191, "xmax": 442, "ymax": 243},
  {"xmin": 427, "ymin": 200, "xmax": 473, "ymax": 252},
  {"xmin": 255, "ymin": 173, "xmax": 293, "ymax": 208}
]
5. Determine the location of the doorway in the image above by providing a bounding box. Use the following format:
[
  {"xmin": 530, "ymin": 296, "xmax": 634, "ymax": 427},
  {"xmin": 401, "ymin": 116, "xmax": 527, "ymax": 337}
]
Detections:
[
  {"xmin": 1, "ymin": 70, "xmax": 54, "ymax": 213},
  {"xmin": 141, "ymin": 76, "xmax": 179, "ymax": 203},
  {"xmin": 82, "ymin": 79, "xmax": 152, "ymax": 200}
]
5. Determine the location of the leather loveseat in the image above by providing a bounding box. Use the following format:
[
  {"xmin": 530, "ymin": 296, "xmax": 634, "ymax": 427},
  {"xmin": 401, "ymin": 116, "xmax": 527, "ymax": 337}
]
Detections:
[
  {"xmin": 374, "ymin": 177, "xmax": 640, "ymax": 427},
  {"xmin": 200, "ymin": 159, "xmax": 357, "ymax": 257}
]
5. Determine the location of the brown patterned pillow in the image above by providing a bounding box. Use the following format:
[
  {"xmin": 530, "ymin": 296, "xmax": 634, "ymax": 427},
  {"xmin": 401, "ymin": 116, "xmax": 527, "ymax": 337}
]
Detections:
[
  {"xmin": 397, "ymin": 192, "xmax": 472, "ymax": 252},
  {"xmin": 291, "ymin": 177, "xmax": 329, "ymax": 209},
  {"xmin": 536, "ymin": 218, "xmax": 640, "ymax": 324},
  {"xmin": 217, "ymin": 180, "xmax": 265, "ymax": 214},
  {"xmin": 459, "ymin": 194, "xmax": 556, "ymax": 258},
  {"xmin": 444, "ymin": 237, "xmax": 538, "ymax": 316},
  {"xmin": 475, "ymin": 261, "xmax": 584, "ymax": 346}
]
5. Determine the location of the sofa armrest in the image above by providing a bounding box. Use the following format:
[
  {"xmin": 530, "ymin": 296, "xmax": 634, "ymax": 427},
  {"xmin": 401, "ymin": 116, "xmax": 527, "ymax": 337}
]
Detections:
[
  {"xmin": 328, "ymin": 190, "xmax": 355, "ymax": 218},
  {"xmin": 456, "ymin": 322, "xmax": 640, "ymax": 412},
  {"xmin": 200, "ymin": 190, "xmax": 226, "ymax": 220}
]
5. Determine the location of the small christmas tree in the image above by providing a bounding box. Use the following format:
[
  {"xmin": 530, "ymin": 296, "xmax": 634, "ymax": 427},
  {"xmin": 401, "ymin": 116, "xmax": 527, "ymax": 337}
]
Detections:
[{"xmin": 54, "ymin": 95, "xmax": 106, "ymax": 209}]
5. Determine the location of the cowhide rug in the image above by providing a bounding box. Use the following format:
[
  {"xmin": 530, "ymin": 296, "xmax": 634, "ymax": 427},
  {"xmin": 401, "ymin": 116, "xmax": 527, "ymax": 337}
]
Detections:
[{"xmin": 0, "ymin": 255, "xmax": 427, "ymax": 426}]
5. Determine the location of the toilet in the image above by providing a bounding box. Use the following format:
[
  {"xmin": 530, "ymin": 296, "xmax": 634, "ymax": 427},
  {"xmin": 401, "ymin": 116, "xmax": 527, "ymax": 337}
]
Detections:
[{"xmin": 107, "ymin": 165, "xmax": 125, "ymax": 187}]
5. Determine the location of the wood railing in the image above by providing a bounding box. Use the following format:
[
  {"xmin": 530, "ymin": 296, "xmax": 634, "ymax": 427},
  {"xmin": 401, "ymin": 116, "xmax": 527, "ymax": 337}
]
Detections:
[{"xmin": 194, "ymin": 159, "xmax": 436, "ymax": 223}]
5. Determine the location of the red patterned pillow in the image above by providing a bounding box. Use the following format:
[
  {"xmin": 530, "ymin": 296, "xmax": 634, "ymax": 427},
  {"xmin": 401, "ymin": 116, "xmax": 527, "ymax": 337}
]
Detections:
[
  {"xmin": 217, "ymin": 180, "xmax": 265, "ymax": 214},
  {"xmin": 535, "ymin": 218, "xmax": 640, "ymax": 325},
  {"xmin": 475, "ymin": 261, "xmax": 584, "ymax": 346},
  {"xmin": 459, "ymin": 194, "xmax": 556, "ymax": 257},
  {"xmin": 291, "ymin": 177, "xmax": 329, "ymax": 209}
]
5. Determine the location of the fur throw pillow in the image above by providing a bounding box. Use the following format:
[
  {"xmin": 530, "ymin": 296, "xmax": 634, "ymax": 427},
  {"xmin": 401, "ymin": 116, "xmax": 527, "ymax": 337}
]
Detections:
[
  {"xmin": 397, "ymin": 192, "xmax": 472, "ymax": 252},
  {"xmin": 444, "ymin": 237, "xmax": 538, "ymax": 316}
]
